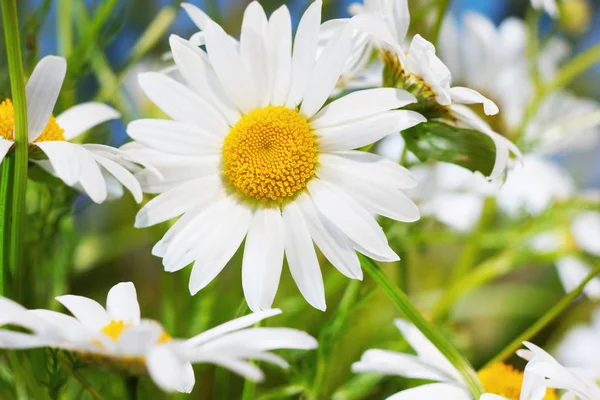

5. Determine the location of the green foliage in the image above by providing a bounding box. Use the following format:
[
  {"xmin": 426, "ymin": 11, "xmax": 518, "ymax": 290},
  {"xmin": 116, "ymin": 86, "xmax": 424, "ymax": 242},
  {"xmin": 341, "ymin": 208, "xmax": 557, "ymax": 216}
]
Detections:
[{"xmin": 402, "ymin": 121, "xmax": 497, "ymax": 177}]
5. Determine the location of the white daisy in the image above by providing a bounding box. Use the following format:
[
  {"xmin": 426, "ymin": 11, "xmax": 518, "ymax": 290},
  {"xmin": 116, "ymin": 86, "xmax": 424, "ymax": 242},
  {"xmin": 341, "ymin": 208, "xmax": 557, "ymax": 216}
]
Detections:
[
  {"xmin": 0, "ymin": 56, "xmax": 142, "ymax": 203},
  {"xmin": 0, "ymin": 281, "xmax": 317, "ymax": 393},
  {"xmin": 125, "ymin": 1, "xmax": 424, "ymax": 311},
  {"xmin": 520, "ymin": 341, "xmax": 600, "ymax": 400},
  {"xmin": 531, "ymin": 0, "xmax": 560, "ymax": 17},
  {"xmin": 339, "ymin": 0, "xmax": 522, "ymax": 179},
  {"xmin": 351, "ymin": 319, "xmax": 553, "ymax": 399},
  {"xmin": 554, "ymin": 308, "xmax": 600, "ymax": 379}
]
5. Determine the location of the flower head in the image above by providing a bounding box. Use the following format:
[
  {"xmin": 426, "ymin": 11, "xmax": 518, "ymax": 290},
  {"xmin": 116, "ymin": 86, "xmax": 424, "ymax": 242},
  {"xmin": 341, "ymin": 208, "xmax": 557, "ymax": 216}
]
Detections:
[
  {"xmin": 125, "ymin": 1, "xmax": 424, "ymax": 311},
  {"xmin": 0, "ymin": 56, "xmax": 142, "ymax": 203},
  {"xmin": 0, "ymin": 282, "xmax": 317, "ymax": 393}
]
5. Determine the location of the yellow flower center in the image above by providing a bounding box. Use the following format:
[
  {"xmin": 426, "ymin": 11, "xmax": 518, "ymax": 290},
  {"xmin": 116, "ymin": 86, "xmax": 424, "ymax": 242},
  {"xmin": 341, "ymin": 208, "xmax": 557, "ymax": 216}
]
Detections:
[
  {"xmin": 477, "ymin": 363, "xmax": 558, "ymax": 400},
  {"xmin": 101, "ymin": 320, "xmax": 126, "ymax": 340},
  {"xmin": 222, "ymin": 106, "xmax": 318, "ymax": 203},
  {"xmin": 0, "ymin": 98, "xmax": 65, "ymax": 142}
]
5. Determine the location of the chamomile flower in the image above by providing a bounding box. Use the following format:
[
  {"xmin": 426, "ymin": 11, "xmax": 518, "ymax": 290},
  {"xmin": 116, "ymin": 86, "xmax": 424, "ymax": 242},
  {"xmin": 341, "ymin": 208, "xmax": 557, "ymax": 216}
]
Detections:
[
  {"xmin": 0, "ymin": 282, "xmax": 317, "ymax": 393},
  {"xmin": 519, "ymin": 341, "xmax": 600, "ymax": 400},
  {"xmin": 125, "ymin": 1, "xmax": 424, "ymax": 311},
  {"xmin": 352, "ymin": 319, "xmax": 556, "ymax": 400},
  {"xmin": 339, "ymin": 0, "xmax": 522, "ymax": 179},
  {"xmin": 0, "ymin": 56, "xmax": 142, "ymax": 203}
]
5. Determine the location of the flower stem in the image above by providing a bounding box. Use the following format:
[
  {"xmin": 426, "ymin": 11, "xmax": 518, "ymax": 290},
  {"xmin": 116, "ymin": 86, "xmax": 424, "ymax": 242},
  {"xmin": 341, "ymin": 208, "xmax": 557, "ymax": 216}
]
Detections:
[
  {"xmin": 124, "ymin": 376, "xmax": 138, "ymax": 400},
  {"xmin": 545, "ymin": 41, "xmax": 600, "ymax": 92},
  {"xmin": 360, "ymin": 255, "xmax": 485, "ymax": 398},
  {"xmin": 0, "ymin": 158, "xmax": 15, "ymax": 296},
  {"xmin": 57, "ymin": 353, "xmax": 104, "ymax": 400},
  {"xmin": 1, "ymin": 0, "xmax": 29, "ymax": 303},
  {"xmin": 485, "ymin": 262, "xmax": 600, "ymax": 368}
]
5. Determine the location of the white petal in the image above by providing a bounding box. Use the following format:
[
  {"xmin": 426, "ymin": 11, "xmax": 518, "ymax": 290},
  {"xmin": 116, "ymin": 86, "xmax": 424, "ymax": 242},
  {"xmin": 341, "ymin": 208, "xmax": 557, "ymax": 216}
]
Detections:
[
  {"xmin": 282, "ymin": 202, "xmax": 326, "ymax": 311},
  {"xmin": 571, "ymin": 212, "xmax": 600, "ymax": 256},
  {"xmin": 295, "ymin": 193, "xmax": 362, "ymax": 280},
  {"xmin": 0, "ymin": 138, "xmax": 13, "ymax": 165},
  {"xmin": 26, "ymin": 56, "xmax": 66, "ymax": 141},
  {"xmin": 300, "ymin": 24, "xmax": 354, "ymax": 118},
  {"xmin": 0, "ymin": 331, "xmax": 56, "ymax": 349},
  {"xmin": 135, "ymin": 176, "xmax": 220, "ymax": 228},
  {"xmin": 185, "ymin": 309, "xmax": 282, "ymax": 347},
  {"xmin": 308, "ymin": 179, "xmax": 398, "ymax": 262},
  {"xmin": 386, "ymin": 383, "xmax": 470, "ymax": 400},
  {"xmin": 311, "ymin": 89, "xmax": 416, "ymax": 129},
  {"xmin": 76, "ymin": 146, "xmax": 108, "ymax": 203},
  {"xmin": 556, "ymin": 257, "xmax": 600, "ymax": 299},
  {"xmin": 56, "ymin": 102, "xmax": 120, "ymax": 140},
  {"xmin": 190, "ymin": 354, "xmax": 265, "ymax": 381},
  {"xmin": 187, "ymin": 197, "xmax": 253, "ymax": 294},
  {"xmin": 204, "ymin": 21, "xmax": 259, "ymax": 113},
  {"xmin": 239, "ymin": 2, "xmax": 269, "ymax": 106},
  {"xmin": 147, "ymin": 345, "xmax": 195, "ymax": 393},
  {"xmin": 138, "ymin": 72, "xmax": 229, "ymax": 135},
  {"xmin": 105, "ymin": 282, "xmax": 140, "ymax": 324},
  {"xmin": 35, "ymin": 141, "xmax": 81, "ymax": 186},
  {"xmin": 317, "ymin": 110, "xmax": 426, "ymax": 152},
  {"xmin": 286, "ymin": 0, "xmax": 322, "ymax": 107},
  {"xmin": 127, "ymin": 119, "xmax": 223, "ymax": 156},
  {"xmin": 242, "ymin": 207, "xmax": 285, "ymax": 312},
  {"xmin": 197, "ymin": 327, "xmax": 318, "ymax": 352},
  {"xmin": 181, "ymin": 2, "xmax": 212, "ymax": 30},
  {"xmin": 268, "ymin": 6, "xmax": 292, "ymax": 106},
  {"xmin": 168, "ymin": 35, "xmax": 240, "ymax": 125},
  {"xmin": 91, "ymin": 152, "xmax": 143, "ymax": 203},
  {"xmin": 449, "ymin": 86, "xmax": 499, "ymax": 116},
  {"xmin": 55, "ymin": 294, "xmax": 110, "ymax": 331}
]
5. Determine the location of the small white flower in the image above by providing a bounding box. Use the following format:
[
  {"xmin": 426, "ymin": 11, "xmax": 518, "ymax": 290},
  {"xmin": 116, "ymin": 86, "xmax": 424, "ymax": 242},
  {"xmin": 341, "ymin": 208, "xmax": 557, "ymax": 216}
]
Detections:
[
  {"xmin": 531, "ymin": 0, "xmax": 560, "ymax": 17},
  {"xmin": 554, "ymin": 309, "xmax": 600, "ymax": 379},
  {"xmin": 0, "ymin": 56, "xmax": 142, "ymax": 203},
  {"xmin": 0, "ymin": 282, "xmax": 317, "ymax": 393},
  {"xmin": 520, "ymin": 341, "xmax": 600, "ymax": 400},
  {"xmin": 125, "ymin": 1, "xmax": 424, "ymax": 311}
]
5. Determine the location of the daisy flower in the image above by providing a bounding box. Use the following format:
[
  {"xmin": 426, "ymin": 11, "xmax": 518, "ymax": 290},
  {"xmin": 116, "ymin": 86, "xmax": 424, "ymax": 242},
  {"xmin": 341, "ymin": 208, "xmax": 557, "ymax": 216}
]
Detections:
[
  {"xmin": 125, "ymin": 1, "xmax": 424, "ymax": 311},
  {"xmin": 338, "ymin": 0, "xmax": 522, "ymax": 179},
  {"xmin": 0, "ymin": 281, "xmax": 317, "ymax": 393},
  {"xmin": 352, "ymin": 319, "xmax": 557, "ymax": 399},
  {"xmin": 531, "ymin": 0, "xmax": 560, "ymax": 17},
  {"xmin": 0, "ymin": 55, "xmax": 142, "ymax": 203},
  {"xmin": 520, "ymin": 341, "xmax": 600, "ymax": 400},
  {"xmin": 554, "ymin": 308, "xmax": 600, "ymax": 378}
]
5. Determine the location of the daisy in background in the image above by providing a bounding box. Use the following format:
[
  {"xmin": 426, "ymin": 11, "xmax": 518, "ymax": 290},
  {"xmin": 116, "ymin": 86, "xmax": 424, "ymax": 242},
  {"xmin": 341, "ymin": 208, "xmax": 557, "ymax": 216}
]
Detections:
[
  {"xmin": 531, "ymin": 0, "xmax": 560, "ymax": 17},
  {"xmin": 124, "ymin": 0, "xmax": 425, "ymax": 311},
  {"xmin": 337, "ymin": 0, "xmax": 522, "ymax": 179},
  {"xmin": 352, "ymin": 319, "xmax": 557, "ymax": 399},
  {"xmin": 0, "ymin": 55, "xmax": 142, "ymax": 204},
  {"xmin": 0, "ymin": 281, "xmax": 317, "ymax": 393}
]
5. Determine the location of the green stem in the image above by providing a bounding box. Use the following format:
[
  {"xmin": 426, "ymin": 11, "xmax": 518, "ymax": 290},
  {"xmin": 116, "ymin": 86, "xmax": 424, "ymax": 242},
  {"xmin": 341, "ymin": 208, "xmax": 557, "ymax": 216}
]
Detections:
[
  {"xmin": 360, "ymin": 255, "xmax": 485, "ymax": 398},
  {"xmin": 57, "ymin": 353, "xmax": 103, "ymax": 400},
  {"xmin": 449, "ymin": 198, "xmax": 496, "ymax": 283},
  {"xmin": 124, "ymin": 376, "xmax": 138, "ymax": 400},
  {"xmin": 485, "ymin": 263, "xmax": 600, "ymax": 368},
  {"xmin": 429, "ymin": 0, "xmax": 450, "ymax": 46},
  {"xmin": 57, "ymin": 0, "xmax": 73, "ymax": 58},
  {"xmin": 545, "ymin": 41, "xmax": 600, "ymax": 92},
  {"xmin": 0, "ymin": 159, "xmax": 14, "ymax": 296},
  {"xmin": 1, "ymin": 0, "xmax": 29, "ymax": 304},
  {"xmin": 241, "ymin": 377, "xmax": 256, "ymax": 400}
]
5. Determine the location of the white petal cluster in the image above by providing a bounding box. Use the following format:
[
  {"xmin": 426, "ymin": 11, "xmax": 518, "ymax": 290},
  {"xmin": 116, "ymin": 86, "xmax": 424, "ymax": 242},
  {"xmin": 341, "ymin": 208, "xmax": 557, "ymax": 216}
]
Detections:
[{"xmin": 0, "ymin": 282, "xmax": 317, "ymax": 393}]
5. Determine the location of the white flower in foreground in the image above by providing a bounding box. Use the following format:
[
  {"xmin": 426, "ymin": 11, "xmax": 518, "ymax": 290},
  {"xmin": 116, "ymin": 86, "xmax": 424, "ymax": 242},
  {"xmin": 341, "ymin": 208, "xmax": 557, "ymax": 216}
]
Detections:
[
  {"xmin": 554, "ymin": 308, "xmax": 600, "ymax": 378},
  {"xmin": 341, "ymin": 0, "xmax": 522, "ymax": 179},
  {"xmin": 0, "ymin": 282, "xmax": 317, "ymax": 393},
  {"xmin": 125, "ymin": 1, "xmax": 424, "ymax": 311},
  {"xmin": 0, "ymin": 56, "xmax": 142, "ymax": 203},
  {"xmin": 520, "ymin": 341, "xmax": 600, "ymax": 400},
  {"xmin": 352, "ymin": 319, "xmax": 555, "ymax": 399}
]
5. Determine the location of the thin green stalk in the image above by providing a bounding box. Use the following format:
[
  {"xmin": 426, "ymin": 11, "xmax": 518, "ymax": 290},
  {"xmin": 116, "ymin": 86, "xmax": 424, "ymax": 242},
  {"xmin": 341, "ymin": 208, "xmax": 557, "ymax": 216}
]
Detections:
[
  {"xmin": 485, "ymin": 263, "xmax": 600, "ymax": 368},
  {"xmin": 360, "ymin": 255, "xmax": 485, "ymax": 398},
  {"xmin": 449, "ymin": 198, "xmax": 496, "ymax": 283},
  {"xmin": 124, "ymin": 376, "xmax": 138, "ymax": 400},
  {"xmin": 241, "ymin": 377, "xmax": 256, "ymax": 400},
  {"xmin": 57, "ymin": 353, "xmax": 103, "ymax": 400},
  {"xmin": 1, "ymin": 0, "xmax": 29, "ymax": 303},
  {"xmin": 429, "ymin": 0, "xmax": 450, "ymax": 46},
  {"xmin": 311, "ymin": 280, "xmax": 360, "ymax": 399},
  {"xmin": 57, "ymin": 0, "xmax": 73, "ymax": 58},
  {"xmin": 0, "ymin": 159, "xmax": 14, "ymax": 296},
  {"xmin": 545, "ymin": 42, "xmax": 600, "ymax": 92}
]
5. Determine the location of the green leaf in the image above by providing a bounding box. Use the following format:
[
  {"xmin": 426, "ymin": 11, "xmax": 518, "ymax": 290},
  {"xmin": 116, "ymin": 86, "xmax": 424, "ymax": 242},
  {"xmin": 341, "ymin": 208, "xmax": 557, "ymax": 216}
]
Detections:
[{"xmin": 401, "ymin": 121, "xmax": 496, "ymax": 177}]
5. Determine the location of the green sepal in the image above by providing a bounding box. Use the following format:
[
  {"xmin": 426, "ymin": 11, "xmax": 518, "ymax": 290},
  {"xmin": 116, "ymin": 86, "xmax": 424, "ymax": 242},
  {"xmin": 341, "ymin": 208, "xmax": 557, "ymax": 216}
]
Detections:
[{"xmin": 401, "ymin": 121, "xmax": 496, "ymax": 177}]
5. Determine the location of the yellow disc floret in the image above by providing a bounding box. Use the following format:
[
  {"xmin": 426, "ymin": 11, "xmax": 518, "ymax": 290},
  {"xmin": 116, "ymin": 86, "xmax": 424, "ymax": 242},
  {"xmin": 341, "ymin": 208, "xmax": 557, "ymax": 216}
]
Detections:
[
  {"xmin": 222, "ymin": 106, "xmax": 318, "ymax": 203},
  {"xmin": 102, "ymin": 320, "xmax": 126, "ymax": 340},
  {"xmin": 0, "ymin": 98, "xmax": 65, "ymax": 142},
  {"xmin": 478, "ymin": 362, "xmax": 558, "ymax": 400}
]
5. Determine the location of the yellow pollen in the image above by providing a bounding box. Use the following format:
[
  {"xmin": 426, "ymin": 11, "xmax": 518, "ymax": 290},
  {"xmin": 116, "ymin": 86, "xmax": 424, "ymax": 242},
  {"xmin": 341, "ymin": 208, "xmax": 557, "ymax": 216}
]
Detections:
[
  {"xmin": 158, "ymin": 331, "xmax": 172, "ymax": 343},
  {"xmin": 0, "ymin": 98, "xmax": 65, "ymax": 142},
  {"xmin": 101, "ymin": 320, "xmax": 127, "ymax": 340},
  {"xmin": 477, "ymin": 363, "xmax": 558, "ymax": 400},
  {"xmin": 222, "ymin": 106, "xmax": 318, "ymax": 202}
]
